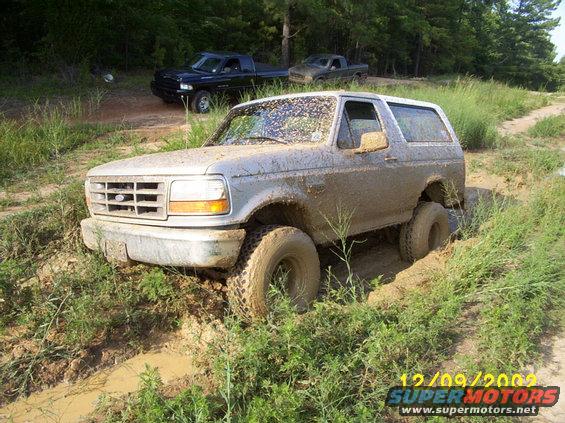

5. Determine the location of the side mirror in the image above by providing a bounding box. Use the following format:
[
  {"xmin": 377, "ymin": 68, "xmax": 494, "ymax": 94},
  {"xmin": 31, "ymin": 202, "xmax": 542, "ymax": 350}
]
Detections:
[
  {"xmin": 330, "ymin": 66, "xmax": 337, "ymax": 71},
  {"xmin": 355, "ymin": 132, "xmax": 388, "ymax": 154},
  {"xmin": 222, "ymin": 67, "xmax": 231, "ymax": 74}
]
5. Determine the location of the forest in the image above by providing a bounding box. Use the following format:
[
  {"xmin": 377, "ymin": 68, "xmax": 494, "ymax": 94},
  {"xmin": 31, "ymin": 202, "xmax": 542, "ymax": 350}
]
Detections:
[{"xmin": 1, "ymin": 0, "xmax": 564, "ymax": 90}]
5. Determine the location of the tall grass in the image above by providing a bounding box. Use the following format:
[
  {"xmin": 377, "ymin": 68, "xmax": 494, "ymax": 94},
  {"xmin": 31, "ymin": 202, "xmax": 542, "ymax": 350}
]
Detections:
[
  {"xmin": 100, "ymin": 176, "xmax": 564, "ymax": 422},
  {"xmin": 528, "ymin": 113, "xmax": 565, "ymax": 138},
  {"xmin": 0, "ymin": 99, "xmax": 113, "ymax": 185}
]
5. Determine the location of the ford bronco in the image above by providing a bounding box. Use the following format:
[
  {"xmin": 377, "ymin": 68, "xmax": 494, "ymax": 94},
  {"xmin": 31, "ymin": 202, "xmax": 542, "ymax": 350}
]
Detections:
[{"xmin": 81, "ymin": 92, "xmax": 465, "ymax": 320}]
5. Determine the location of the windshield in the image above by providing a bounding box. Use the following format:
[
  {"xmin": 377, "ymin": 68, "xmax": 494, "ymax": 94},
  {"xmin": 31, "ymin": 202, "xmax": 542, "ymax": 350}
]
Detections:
[
  {"xmin": 186, "ymin": 54, "xmax": 222, "ymax": 73},
  {"xmin": 208, "ymin": 96, "xmax": 337, "ymax": 146},
  {"xmin": 304, "ymin": 55, "xmax": 330, "ymax": 68}
]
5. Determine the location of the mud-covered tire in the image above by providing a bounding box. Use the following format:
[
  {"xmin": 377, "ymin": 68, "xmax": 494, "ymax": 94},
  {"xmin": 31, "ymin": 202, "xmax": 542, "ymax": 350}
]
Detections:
[
  {"xmin": 190, "ymin": 90, "xmax": 211, "ymax": 113},
  {"xmin": 227, "ymin": 225, "xmax": 320, "ymax": 321},
  {"xmin": 399, "ymin": 202, "xmax": 449, "ymax": 262}
]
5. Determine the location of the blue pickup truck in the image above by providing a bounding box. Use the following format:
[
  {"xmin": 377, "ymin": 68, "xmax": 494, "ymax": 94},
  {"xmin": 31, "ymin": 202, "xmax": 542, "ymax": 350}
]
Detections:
[{"xmin": 151, "ymin": 51, "xmax": 288, "ymax": 113}]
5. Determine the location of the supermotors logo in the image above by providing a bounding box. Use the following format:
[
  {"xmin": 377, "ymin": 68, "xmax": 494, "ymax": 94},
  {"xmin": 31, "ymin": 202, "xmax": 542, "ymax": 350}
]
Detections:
[{"xmin": 385, "ymin": 386, "xmax": 560, "ymax": 416}]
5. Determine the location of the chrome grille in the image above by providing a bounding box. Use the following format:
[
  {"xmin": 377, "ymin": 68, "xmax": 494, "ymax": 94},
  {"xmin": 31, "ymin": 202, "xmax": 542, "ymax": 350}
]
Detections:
[{"xmin": 89, "ymin": 178, "xmax": 166, "ymax": 220}]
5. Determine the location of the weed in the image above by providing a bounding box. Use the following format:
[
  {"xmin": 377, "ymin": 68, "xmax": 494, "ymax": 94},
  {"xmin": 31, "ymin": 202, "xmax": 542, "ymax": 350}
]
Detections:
[{"xmin": 528, "ymin": 114, "xmax": 565, "ymax": 138}]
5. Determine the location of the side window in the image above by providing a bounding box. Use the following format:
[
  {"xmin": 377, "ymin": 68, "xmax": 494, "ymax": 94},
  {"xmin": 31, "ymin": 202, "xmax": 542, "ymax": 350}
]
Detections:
[
  {"xmin": 223, "ymin": 58, "xmax": 241, "ymax": 73},
  {"xmin": 388, "ymin": 103, "xmax": 452, "ymax": 142},
  {"xmin": 331, "ymin": 58, "xmax": 341, "ymax": 69},
  {"xmin": 240, "ymin": 56, "xmax": 254, "ymax": 72},
  {"xmin": 337, "ymin": 101, "xmax": 382, "ymax": 149}
]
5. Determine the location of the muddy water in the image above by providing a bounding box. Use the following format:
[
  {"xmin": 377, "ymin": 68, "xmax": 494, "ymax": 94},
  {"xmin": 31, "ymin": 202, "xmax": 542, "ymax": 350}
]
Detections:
[{"xmin": 0, "ymin": 351, "xmax": 196, "ymax": 423}]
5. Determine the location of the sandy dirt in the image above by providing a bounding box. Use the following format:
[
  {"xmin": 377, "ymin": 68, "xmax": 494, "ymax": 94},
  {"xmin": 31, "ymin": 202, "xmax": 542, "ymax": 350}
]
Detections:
[
  {"xmin": 0, "ymin": 95, "xmax": 563, "ymax": 422},
  {"xmin": 532, "ymin": 332, "xmax": 565, "ymax": 422},
  {"xmin": 498, "ymin": 102, "xmax": 565, "ymax": 136}
]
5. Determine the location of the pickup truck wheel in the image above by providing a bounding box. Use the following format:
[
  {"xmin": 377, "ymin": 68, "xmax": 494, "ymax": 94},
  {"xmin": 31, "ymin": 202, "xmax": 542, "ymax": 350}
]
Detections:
[
  {"xmin": 399, "ymin": 202, "xmax": 449, "ymax": 262},
  {"xmin": 191, "ymin": 90, "xmax": 211, "ymax": 113},
  {"xmin": 227, "ymin": 225, "xmax": 320, "ymax": 321}
]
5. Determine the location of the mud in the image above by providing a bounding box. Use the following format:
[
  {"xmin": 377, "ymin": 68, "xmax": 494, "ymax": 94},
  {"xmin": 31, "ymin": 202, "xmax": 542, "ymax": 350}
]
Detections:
[{"xmin": 0, "ymin": 349, "xmax": 197, "ymax": 422}]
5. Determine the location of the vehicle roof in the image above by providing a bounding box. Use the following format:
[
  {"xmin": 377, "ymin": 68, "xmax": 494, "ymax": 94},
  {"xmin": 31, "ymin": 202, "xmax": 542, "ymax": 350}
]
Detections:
[
  {"xmin": 200, "ymin": 51, "xmax": 247, "ymax": 58},
  {"xmin": 236, "ymin": 91, "xmax": 441, "ymax": 110},
  {"xmin": 306, "ymin": 54, "xmax": 343, "ymax": 59}
]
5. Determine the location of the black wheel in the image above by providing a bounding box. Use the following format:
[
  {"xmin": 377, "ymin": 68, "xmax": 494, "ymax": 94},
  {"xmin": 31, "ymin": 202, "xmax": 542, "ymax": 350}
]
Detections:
[
  {"xmin": 190, "ymin": 90, "xmax": 211, "ymax": 113},
  {"xmin": 399, "ymin": 202, "xmax": 449, "ymax": 262},
  {"xmin": 227, "ymin": 225, "xmax": 320, "ymax": 321}
]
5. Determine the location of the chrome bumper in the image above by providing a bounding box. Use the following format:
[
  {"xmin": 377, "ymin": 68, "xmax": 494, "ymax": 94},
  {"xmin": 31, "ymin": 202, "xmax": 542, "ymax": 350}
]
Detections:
[{"xmin": 81, "ymin": 218, "xmax": 245, "ymax": 268}]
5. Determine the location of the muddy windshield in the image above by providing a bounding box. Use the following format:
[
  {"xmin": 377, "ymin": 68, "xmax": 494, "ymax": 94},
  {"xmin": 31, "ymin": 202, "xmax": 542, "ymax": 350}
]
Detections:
[
  {"xmin": 304, "ymin": 55, "xmax": 330, "ymax": 68},
  {"xmin": 209, "ymin": 96, "xmax": 337, "ymax": 146}
]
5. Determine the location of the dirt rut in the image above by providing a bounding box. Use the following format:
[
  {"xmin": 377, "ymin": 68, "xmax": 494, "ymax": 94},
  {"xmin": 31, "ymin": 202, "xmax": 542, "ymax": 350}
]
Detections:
[
  {"xmin": 0, "ymin": 349, "xmax": 196, "ymax": 422},
  {"xmin": 498, "ymin": 101, "xmax": 565, "ymax": 136}
]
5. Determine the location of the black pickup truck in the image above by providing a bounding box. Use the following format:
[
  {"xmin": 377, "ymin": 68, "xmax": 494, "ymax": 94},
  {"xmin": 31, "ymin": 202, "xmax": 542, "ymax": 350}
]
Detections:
[{"xmin": 151, "ymin": 51, "xmax": 288, "ymax": 113}]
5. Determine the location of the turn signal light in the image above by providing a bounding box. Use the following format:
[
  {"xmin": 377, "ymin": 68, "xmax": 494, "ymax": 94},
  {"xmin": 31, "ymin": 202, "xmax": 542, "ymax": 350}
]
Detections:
[{"xmin": 169, "ymin": 199, "xmax": 229, "ymax": 215}]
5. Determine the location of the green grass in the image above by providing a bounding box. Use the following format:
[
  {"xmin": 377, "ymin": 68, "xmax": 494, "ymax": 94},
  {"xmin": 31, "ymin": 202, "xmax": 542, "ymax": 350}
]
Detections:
[
  {"xmin": 528, "ymin": 114, "xmax": 565, "ymax": 138},
  {"xmin": 488, "ymin": 145, "xmax": 562, "ymax": 179},
  {"xmin": 0, "ymin": 104, "xmax": 117, "ymax": 186},
  {"xmin": 98, "ymin": 175, "xmax": 564, "ymax": 422},
  {"xmin": 0, "ymin": 71, "xmax": 152, "ymax": 100}
]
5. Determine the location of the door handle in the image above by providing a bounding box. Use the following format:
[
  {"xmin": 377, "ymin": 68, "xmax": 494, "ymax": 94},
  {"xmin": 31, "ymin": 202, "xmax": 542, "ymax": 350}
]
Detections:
[{"xmin": 384, "ymin": 156, "xmax": 398, "ymax": 162}]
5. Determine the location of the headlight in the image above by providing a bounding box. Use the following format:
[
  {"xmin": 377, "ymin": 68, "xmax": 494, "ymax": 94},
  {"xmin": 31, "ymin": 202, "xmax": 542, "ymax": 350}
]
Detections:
[
  {"xmin": 169, "ymin": 178, "xmax": 229, "ymax": 215},
  {"xmin": 180, "ymin": 83, "xmax": 193, "ymax": 90}
]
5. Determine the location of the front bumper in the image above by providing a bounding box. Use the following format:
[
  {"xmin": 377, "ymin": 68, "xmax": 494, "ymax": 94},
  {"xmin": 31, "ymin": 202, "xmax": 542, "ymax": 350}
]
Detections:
[
  {"xmin": 81, "ymin": 218, "xmax": 245, "ymax": 268},
  {"xmin": 150, "ymin": 81, "xmax": 192, "ymax": 102}
]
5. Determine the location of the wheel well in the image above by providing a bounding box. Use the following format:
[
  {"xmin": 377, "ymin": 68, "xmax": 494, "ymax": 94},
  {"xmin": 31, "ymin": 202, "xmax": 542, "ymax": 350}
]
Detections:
[
  {"xmin": 419, "ymin": 181, "xmax": 446, "ymax": 206},
  {"xmin": 246, "ymin": 202, "xmax": 310, "ymax": 234}
]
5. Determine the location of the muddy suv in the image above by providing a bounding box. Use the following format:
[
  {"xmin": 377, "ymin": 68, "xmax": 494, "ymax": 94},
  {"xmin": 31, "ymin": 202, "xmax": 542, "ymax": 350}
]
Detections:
[{"xmin": 81, "ymin": 92, "xmax": 465, "ymax": 320}]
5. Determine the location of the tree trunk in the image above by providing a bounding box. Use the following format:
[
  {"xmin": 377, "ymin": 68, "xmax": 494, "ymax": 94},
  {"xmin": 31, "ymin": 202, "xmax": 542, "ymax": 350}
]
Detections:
[
  {"xmin": 414, "ymin": 32, "xmax": 423, "ymax": 77},
  {"xmin": 281, "ymin": 4, "xmax": 290, "ymax": 67}
]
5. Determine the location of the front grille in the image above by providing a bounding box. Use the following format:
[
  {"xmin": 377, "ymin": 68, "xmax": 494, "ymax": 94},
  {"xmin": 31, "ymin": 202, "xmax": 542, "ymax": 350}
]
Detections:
[
  {"xmin": 154, "ymin": 76, "xmax": 180, "ymax": 91},
  {"xmin": 289, "ymin": 72, "xmax": 305, "ymax": 81},
  {"xmin": 89, "ymin": 178, "xmax": 166, "ymax": 220}
]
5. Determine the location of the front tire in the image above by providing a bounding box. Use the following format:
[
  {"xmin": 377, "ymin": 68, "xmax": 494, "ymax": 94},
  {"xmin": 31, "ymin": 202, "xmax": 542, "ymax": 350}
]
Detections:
[
  {"xmin": 191, "ymin": 90, "xmax": 211, "ymax": 113},
  {"xmin": 399, "ymin": 202, "xmax": 449, "ymax": 262},
  {"xmin": 227, "ymin": 225, "xmax": 320, "ymax": 321}
]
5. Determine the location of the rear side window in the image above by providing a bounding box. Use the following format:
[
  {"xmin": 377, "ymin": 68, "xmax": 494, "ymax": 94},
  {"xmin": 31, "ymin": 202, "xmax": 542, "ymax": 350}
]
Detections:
[
  {"xmin": 388, "ymin": 103, "xmax": 451, "ymax": 142},
  {"xmin": 240, "ymin": 56, "xmax": 255, "ymax": 72}
]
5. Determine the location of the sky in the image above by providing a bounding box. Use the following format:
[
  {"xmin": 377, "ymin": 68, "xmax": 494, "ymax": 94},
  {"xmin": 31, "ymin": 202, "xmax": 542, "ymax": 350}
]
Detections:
[{"xmin": 551, "ymin": 1, "xmax": 565, "ymax": 61}]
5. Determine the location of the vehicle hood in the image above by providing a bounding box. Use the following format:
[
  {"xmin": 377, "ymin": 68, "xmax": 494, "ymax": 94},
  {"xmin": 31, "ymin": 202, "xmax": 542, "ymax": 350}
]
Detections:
[
  {"xmin": 289, "ymin": 64, "xmax": 323, "ymax": 77},
  {"xmin": 87, "ymin": 144, "xmax": 333, "ymax": 178},
  {"xmin": 155, "ymin": 68, "xmax": 213, "ymax": 83}
]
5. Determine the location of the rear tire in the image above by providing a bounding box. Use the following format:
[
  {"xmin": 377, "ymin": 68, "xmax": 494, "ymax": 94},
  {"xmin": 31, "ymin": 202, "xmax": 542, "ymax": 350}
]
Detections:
[
  {"xmin": 399, "ymin": 202, "xmax": 449, "ymax": 262},
  {"xmin": 227, "ymin": 225, "xmax": 320, "ymax": 321},
  {"xmin": 191, "ymin": 90, "xmax": 211, "ymax": 113}
]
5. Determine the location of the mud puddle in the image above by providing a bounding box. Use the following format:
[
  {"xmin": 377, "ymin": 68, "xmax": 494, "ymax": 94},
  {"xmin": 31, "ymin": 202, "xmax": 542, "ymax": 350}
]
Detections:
[{"xmin": 0, "ymin": 349, "xmax": 196, "ymax": 422}]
